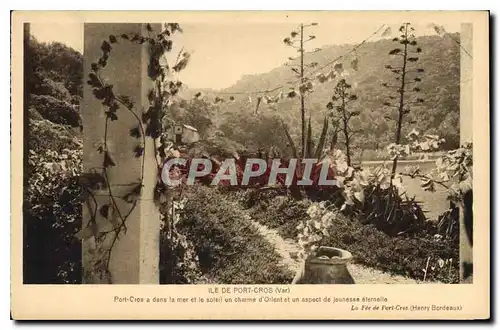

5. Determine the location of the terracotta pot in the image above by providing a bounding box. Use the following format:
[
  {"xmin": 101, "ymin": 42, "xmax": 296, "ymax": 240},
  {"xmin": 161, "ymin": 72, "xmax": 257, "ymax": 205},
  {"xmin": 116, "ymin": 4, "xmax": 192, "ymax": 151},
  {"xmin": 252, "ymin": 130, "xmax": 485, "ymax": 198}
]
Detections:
[{"xmin": 292, "ymin": 247, "xmax": 355, "ymax": 284}]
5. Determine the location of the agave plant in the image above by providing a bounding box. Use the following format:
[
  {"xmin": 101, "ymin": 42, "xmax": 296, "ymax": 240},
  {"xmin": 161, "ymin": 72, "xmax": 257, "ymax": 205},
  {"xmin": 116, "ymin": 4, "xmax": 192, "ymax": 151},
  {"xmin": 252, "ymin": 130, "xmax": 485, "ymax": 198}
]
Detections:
[
  {"xmin": 281, "ymin": 116, "xmax": 329, "ymax": 160},
  {"xmin": 279, "ymin": 116, "xmax": 335, "ymax": 199}
]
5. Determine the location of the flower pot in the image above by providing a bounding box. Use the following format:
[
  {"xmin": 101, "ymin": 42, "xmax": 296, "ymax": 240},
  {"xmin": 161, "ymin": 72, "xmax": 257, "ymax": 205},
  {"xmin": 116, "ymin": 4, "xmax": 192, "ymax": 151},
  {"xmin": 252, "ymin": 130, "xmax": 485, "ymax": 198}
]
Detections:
[{"xmin": 292, "ymin": 247, "xmax": 355, "ymax": 284}]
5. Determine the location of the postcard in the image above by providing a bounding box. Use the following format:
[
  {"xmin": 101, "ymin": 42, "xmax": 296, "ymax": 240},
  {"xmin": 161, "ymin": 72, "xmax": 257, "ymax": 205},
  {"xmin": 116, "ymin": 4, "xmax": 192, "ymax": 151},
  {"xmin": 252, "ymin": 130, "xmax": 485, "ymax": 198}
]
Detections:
[{"xmin": 11, "ymin": 10, "xmax": 490, "ymax": 320}]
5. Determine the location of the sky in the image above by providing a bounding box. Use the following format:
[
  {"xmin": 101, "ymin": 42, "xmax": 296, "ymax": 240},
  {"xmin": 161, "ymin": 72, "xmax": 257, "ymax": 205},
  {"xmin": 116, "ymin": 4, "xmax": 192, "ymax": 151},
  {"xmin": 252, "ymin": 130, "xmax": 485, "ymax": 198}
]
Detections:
[{"xmin": 30, "ymin": 21, "xmax": 460, "ymax": 90}]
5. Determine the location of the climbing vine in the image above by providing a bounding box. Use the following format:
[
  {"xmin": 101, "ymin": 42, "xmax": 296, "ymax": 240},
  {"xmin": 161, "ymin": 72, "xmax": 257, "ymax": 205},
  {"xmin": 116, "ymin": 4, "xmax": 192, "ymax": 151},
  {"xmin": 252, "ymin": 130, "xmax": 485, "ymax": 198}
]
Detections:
[{"xmin": 78, "ymin": 23, "xmax": 193, "ymax": 283}]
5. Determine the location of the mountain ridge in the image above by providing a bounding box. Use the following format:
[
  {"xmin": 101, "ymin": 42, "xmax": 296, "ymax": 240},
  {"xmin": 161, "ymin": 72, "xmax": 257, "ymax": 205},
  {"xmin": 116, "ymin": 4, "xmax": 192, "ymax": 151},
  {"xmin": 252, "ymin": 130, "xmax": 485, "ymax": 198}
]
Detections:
[{"xmin": 179, "ymin": 32, "xmax": 461, "ymax": 151}]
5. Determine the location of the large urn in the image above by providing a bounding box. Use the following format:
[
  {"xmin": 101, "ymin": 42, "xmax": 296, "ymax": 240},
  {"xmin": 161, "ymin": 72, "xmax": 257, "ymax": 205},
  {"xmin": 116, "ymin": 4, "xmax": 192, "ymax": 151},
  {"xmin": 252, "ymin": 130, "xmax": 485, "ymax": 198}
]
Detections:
[{"xmin": 292, "ymin": 247, "xmax": 355, "ymax": 284}]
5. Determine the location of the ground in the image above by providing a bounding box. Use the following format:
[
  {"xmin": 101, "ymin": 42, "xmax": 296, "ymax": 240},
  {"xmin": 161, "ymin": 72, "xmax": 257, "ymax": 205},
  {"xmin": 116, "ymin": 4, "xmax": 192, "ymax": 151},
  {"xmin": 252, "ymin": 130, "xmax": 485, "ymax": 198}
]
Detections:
[{"xmin": 245, "ymin": 208, "xmax": 433, "ymax": 284}]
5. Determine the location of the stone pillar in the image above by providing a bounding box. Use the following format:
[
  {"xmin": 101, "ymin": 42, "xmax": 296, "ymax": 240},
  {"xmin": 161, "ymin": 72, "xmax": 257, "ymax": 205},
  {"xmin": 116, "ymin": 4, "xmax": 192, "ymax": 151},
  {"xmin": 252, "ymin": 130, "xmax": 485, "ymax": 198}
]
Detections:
[
  {"xmin": 459, "ymin": 23, "xmax": 473, "ymax": 283},
  {"xmin": 82, "ymin": 23, "xmax": 161, "ymax": 284}
]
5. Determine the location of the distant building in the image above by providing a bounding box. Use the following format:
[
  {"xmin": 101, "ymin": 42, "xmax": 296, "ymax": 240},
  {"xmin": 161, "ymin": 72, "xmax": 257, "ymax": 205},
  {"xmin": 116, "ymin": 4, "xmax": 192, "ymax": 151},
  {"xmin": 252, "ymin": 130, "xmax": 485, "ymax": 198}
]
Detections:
[{"xmin": 170, "ymin": 124, "xmax": 200, "ymax": 144}]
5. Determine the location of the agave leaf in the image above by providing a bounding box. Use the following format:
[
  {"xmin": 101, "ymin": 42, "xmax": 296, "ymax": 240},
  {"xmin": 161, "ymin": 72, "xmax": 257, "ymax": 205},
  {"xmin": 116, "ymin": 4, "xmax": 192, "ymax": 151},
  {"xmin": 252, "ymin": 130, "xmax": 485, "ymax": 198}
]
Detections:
[
  {"xmin": 314, "ymin": 117, "xmax": 329, "ymax": 159},
  {"xmin": 305, "ymin": 117, "xmax": 314, "ymax": 158},
  {"xmin": 280, "ymin": 119, "xmax": 298, "ymax": 159}
]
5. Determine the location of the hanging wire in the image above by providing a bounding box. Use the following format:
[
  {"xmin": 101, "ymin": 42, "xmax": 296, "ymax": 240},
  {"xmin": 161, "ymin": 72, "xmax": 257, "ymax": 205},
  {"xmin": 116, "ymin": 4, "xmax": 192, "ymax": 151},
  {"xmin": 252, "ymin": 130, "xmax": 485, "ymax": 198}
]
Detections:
[{"xmin": 208, "ymin": 24, "xmax": 387, "ymax": 97}]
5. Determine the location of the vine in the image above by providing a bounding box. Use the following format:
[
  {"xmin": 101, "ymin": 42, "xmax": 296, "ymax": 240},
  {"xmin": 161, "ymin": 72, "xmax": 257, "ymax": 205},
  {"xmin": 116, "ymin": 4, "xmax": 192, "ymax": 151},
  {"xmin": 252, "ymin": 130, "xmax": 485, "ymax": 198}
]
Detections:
[{"xmin": 78, "ymin": 23, "xmax": 190, "ymax": 283}]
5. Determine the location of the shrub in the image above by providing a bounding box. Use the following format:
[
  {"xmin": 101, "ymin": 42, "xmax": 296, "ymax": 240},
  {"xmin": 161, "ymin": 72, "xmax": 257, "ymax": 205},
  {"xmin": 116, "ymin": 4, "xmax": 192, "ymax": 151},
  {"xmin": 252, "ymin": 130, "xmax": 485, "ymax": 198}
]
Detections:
[
  {"xmin": 24, "ymin": 118, "xmax": 83, "ymax": 284},
  {"xmin": 334, "ymin": 150, "xmax": 429, "ymax": 237},
  {"xmin": 178, "ymin": 185, "xmax": 293, "ymax": 284},
  {"xmin": 243, "ymin": 190, "xmax": 311, "ymax": 239},
  {"xmin": 311, "ymin": 204, "xmax": 459, "ymax": 283},
  {"xmin": 159, "ymin": 228, "xmax": 202, "ymax": 284},
  {"xmin": 24, "ymin": 162, "xmax": 83, "ymax": 284},
  {"xmin": 34, "ymin": 76, "xmax": 73, "ymax": 102},
  {"xmin": 159, "ymin": 198, "xmax": 203, "ymax": 284},
  {"xmin": 30, "ymin": 94, "xmax": 81, "ymax": 128}
]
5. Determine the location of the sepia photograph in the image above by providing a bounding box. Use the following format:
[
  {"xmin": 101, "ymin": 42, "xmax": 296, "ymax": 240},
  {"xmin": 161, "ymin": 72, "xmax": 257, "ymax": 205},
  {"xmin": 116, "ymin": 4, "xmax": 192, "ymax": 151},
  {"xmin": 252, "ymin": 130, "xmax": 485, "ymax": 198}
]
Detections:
[{"xmin": 11, "ymin": 10, "xmax": 489, "ymax": 320}]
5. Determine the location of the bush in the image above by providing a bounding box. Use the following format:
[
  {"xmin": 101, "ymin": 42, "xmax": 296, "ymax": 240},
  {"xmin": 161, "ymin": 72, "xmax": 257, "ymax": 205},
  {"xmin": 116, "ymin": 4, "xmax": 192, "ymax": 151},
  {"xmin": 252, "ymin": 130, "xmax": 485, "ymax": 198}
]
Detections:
[
  {"xmin": 159, "ymin": 226, "xmax": 202, "ymax": 284},
  {"xmin": 243, "ymin": 188, "xmax": 459, "ymax": 283},
  {"xmin": 24, "ymin": 118, "xmax": 83, "ymax": 284},
  {"xmin": 30, "ymin": 94, "xmax": 81, "ymax": 128},
  {"xmin": 24, "ymin": 171, "xmax": 82, "ymax": 284},
  {"xmin": 178, "ymin": 185, "xmax": 293, "ymax": 284},
  {"xmin": 319, "ymin": 210, "xmax": 459, "ymax": 283},
  {"xmin": 34, "ymin": 76, "xmax": 73, "ymax": 102},
  {"xmin": 242, "ymin": 190, "xmax": 311, "ymax": 239},
  {"xmin": 352, "ymin": 184, "xmax": 428, "ymax": 237}
]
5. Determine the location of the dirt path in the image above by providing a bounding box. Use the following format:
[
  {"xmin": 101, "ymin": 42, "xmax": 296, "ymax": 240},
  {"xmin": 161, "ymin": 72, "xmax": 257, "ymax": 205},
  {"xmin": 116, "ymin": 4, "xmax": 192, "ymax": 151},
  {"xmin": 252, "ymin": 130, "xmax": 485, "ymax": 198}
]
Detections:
[{"xmin": 246, "ymin": 214, "xmax": 423, "ymax": 284}]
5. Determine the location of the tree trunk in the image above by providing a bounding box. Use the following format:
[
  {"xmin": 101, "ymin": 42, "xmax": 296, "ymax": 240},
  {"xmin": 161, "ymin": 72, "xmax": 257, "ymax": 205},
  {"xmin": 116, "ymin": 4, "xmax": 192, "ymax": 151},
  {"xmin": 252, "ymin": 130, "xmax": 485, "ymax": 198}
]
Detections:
[
  {"xmin": 391, "ymin": 23, "xmax": 409, "ymax": 179},
  {"xmin": 299, "ymin": 24, "xmax": 306, "ymax": 158}
]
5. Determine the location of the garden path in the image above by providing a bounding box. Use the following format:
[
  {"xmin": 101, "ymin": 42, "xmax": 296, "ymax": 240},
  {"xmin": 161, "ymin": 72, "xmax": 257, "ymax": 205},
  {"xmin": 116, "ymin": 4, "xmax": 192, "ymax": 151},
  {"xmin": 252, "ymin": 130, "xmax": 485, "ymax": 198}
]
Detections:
[{"xmin": 246, "ymin": 214, "xmax": 423, "ymax": 284}]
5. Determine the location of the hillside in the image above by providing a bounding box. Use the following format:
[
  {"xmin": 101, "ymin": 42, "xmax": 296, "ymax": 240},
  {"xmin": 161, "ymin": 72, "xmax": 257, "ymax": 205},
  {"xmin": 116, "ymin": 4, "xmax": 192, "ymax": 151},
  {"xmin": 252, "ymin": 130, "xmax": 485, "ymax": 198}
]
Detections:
[
  {"xmin": 24, "ymin": 35, "xmax": 83, "ymax": 284},
  {"xmin": 25, "ymin": 36, "xmax": 83, "ymax": 129},
  {"xmin": 180, "ymin": 33, "xmax": 461, "ymax": 153}
]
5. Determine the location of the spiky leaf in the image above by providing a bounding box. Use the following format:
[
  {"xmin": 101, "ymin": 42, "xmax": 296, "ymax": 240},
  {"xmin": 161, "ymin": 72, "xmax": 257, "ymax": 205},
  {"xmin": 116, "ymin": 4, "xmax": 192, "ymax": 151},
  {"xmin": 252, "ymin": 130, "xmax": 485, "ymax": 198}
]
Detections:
[
  {"xmin": 305, "ymin": 117, "xmax": 314, "ymax": 158},
  {"xmin": 314, "ymin": 117, "xmax": 329, "ymax": 159},
  {"xmin": 280, "ymin": 120, "xmax": 298, "ymax": 159}
]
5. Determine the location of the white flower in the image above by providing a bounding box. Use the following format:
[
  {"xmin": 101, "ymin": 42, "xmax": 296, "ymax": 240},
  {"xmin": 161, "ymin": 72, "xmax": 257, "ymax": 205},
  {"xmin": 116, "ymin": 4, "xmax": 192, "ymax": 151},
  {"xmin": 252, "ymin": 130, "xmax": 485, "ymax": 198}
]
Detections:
[
  {"xmin": 336, "ymin": 159, "xmax": 349, "ymax": 173},
  {"xmin": 354, "ymin": 190, "xmax": 365, "ymax": 203},
  {"xmin": 336, "ymin": 176, "xmax": 345, "ymax": 188},
  {"xmin": 392, "ymin": 175, "xmax": 403, "ymax": 189},
  {"xmin": 306, "ymin": 204, "xmax": 322, "ymax": 218},
  {"xmin": 407, "ymin": 128, "xmax": 419, "ymax": 140},
  {"xmin": 321, "ymin": 212, "xmax": 332, "ymax": 225},
  {"xmin": 313, "ymin": 220, "xmax": 321, "ymax": 230}
]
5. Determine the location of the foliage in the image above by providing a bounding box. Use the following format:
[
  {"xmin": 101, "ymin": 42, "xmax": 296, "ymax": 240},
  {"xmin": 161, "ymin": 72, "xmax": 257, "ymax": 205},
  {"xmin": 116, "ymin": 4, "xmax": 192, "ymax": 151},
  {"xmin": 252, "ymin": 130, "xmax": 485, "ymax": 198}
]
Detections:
[
  {"xmin": 185, "ymin": 135, "xmax": 247, "ymax": 159},
  {"xmin": 237, "ymin": 183, "xmax": 458, "ymax": 283},
  {"xmin": 23, "ymin": 175, "xmax": 83, "ymax": 284},
  {"xmin": 169, "ymin": 98, "xmax": 216, "ymax": 138},
  {"xmin": 240, "ymin": 190, "xmax": 312, "ymax": 239},
  {"xmin": 402, "ymin": 142, "xmax": 473, "ymax": 239},
  {"xmin": 24, "ymin": 118, "xmax": 83, "ymax": 283},
  {"xmin": 24, "ymin": 33, "xmax": 85, "ymax": 284},
  {"xmin": 279, "ymin": 149, "xmax": 426, "ymax": 238},
  {"xmin": 178, "ymin": 186, "xmax": 294, "ymax": 284},
  {"xmin": 159, "ymin": 198, "xmax": 202, "ymax": 284},
  {"xmin": 282, "ymin": 115, "xmax": 329, "ymax": 160},
  {"xmin": 25, "ymin": 36, "xmax": 83, "ymax": 98},
  {"xmin": 219, "ymin": 112, "xmax": 290, "ymax": 154},
  {"xmin": 317, "ymin": 206, "xmax": 459, "ymax": 283},
  {"xmin": 30, "ymin": 94, "xmax": 81, "ymax": 128},
  {"xmin": 25, "ymin": 34, "xmax": 83, "ymax": 128},
  {"xmin": 290, "ymin": 199, "xmax": 458, "ymax": 282},
  {"xmin": 327, "ymin": 78, "xmax": 360, "ymax": 165},
  {"xmin": 403, "ymin": 142, "xmax": 472, "ymax": 196}
]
